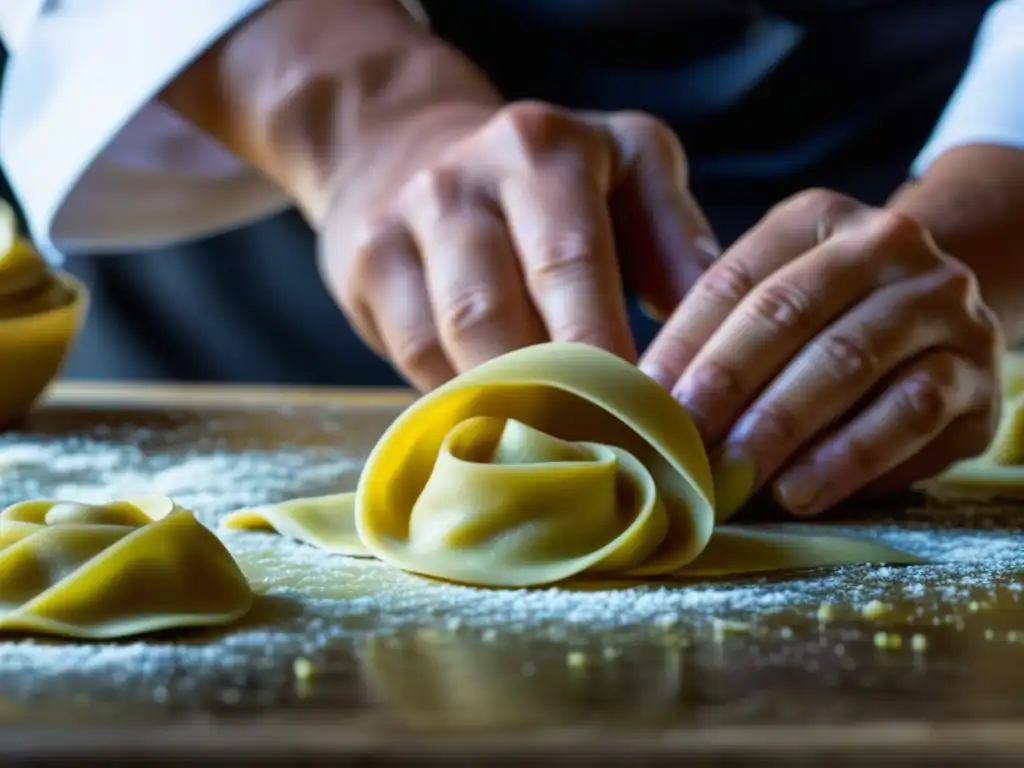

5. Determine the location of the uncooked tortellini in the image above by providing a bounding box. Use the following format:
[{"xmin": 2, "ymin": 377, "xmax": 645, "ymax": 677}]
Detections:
[
  {"xmin": 0, "ymin": 496, "xmax": 253, "ymax": 638},
  {"xmin": 922, "ymin": 351, "xmax": 1024, "ymax": 496},
  {"xmin": 224, "ymin": 342, "xmax": 922, "ymax": 587}
]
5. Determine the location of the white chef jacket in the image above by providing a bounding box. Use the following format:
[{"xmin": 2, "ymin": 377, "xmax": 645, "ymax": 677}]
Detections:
[{"xmin": 1, "ymin": 0, "xmax": 1023, "ymax": 265}]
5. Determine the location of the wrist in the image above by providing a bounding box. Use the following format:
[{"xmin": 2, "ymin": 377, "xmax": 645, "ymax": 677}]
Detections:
[
  {"xmin": 888, "ymin": 144, "xmax": 1024, "ymax": 344},
  {"xmin": 161, "ymin": 0, "xmax": 501, "ymax": 223}
]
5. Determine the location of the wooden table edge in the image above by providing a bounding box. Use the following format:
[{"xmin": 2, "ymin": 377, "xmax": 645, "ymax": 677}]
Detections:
[{"xmin": 3, "ymin": 719, "xmax": 1024, "ymax": 762}]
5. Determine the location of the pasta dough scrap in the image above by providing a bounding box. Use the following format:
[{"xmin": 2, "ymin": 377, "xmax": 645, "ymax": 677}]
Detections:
[
  {"xmin": 924, "ymin": 351, "xmax": 1024, "ymax": 495},
  {"xmin": 223, "ymin": 342, "xmax": 922, "ymax": 587},
  {"xmin": 0, "ymin": 495, "xmax": 254, "ymax": 639},
  {"xmin": 224, "ymin": 493, "xmax": 367, "ymax": 556}
]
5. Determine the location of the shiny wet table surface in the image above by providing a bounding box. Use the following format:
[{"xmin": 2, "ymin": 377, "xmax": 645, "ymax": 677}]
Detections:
[{"xmin": 0, "ymin": 382, "xmax": 1022, "ymax": 766}]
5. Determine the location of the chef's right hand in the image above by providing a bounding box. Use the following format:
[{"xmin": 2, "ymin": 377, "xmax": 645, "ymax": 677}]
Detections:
[{"xmin": 317, "ymin": 100, "xmax": 719, "ymax": 391}]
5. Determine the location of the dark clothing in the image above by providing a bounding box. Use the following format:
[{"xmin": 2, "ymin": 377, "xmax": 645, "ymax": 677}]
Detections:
[{"xmin": 59, "ymin": 1, "xmax": 994, "ymax": 385}]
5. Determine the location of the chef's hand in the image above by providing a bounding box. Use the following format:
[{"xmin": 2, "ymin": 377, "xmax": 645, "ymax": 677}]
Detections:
[
  {"xmin": 639, "ymin": 189, "xmax": 1002, "ymax": 517},
  {"xmin": 318, "ymin": 101, "xmax": 718, "ymax": 391}
]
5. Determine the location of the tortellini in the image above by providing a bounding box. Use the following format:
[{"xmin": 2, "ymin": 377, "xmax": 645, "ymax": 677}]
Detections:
[
  {"xmin": 224, "ymin": 342, "xmax": 923, "ymax": 587},
  {"xmin": 0, "ymin": 200, "xmax": 87, "ymax": 427},
  {"xmin": 0, "ymin": 495, "xmax": 253, "ymax": 639}
]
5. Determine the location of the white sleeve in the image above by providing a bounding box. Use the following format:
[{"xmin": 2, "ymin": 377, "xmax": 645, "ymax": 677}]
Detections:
[
  {"xmin": 0, "ymin": 0, "xmax": 288, "ymax": 262},
  {"xmin": 913, "ymin": 0, "xmax": 1024, "ymax": 176}
]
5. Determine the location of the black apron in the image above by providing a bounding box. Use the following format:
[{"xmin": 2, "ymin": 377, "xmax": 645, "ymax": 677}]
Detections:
[{"xmin": 57, "ymin": 0, "xmax": 994, "ymax": 385}]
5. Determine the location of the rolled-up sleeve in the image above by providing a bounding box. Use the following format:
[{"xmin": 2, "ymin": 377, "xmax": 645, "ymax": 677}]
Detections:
[
  {"xmin": 913, "ymin": 0, "xmax": 1024, "ymax": 177},
  {"xmin": 0, "ymin": 0, "xmax": 286, "ymax": 262}
]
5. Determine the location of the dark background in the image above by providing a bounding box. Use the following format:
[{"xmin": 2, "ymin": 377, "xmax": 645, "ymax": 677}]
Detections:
[{"xmin": 0, "ymin": 2, "xmax": 993, "ymax": 386}]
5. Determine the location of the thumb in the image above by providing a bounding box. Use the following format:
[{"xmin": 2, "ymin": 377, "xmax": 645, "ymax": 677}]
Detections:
[{"xmin": 600, "ymin": 112, "xmax": 721, "ymax": 321}]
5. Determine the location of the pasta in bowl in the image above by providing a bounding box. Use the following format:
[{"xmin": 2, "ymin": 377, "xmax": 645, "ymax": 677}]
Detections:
[{"xmin": 0, "ymin": 201, "xmax": 87, "ymax": 427}]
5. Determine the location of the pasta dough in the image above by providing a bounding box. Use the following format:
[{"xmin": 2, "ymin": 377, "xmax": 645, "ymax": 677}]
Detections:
[
  {"xmin": 0, "ymin": 495, "xmax": 253, "ymax": 639},
  {"xmin": 0, "ymin": 202, "xmax": 87, "ymax": 427},
  {"xmin": 223, "ymin": 342, "xmax": 923, "ymax": 587},
  {"xmin": 920, "ymin": 351, "xmax": 1024, "ymax": 496}
]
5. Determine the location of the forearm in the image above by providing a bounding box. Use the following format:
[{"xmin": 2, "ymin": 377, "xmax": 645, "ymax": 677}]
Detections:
[
  {"xmin": 161, "ymin": 0, "xmax": 502, "ymax": 225},
  {"xmin": 888, "ymin": 144, "xmax": 1024, "ymax": 346}
]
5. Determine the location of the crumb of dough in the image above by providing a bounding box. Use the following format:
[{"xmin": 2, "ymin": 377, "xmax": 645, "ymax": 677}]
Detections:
[
  {"xmin": 873, "ymin": 631, "xmax": 903, "ymax": 650},
  {"xmin": 712, "ymin": 618, "xmax": 750, "ymax": 643},
  {"xmin": 816, "ymin": 603, "xmax": 835, "ymax": 622},
  {"xmin": 911, "ymin": 634, "xmax": 928, "ymax": 652},
  {"xmin": 860, "ymin": 599, "xmax": 891, "ymax": 620},
  {"xmin": 292, "ymin": 657, "xmax": 316, "ymax": 680},
  {"xmin": 566, "ymin": 650, "xmax": 587, "ymax": 668}
]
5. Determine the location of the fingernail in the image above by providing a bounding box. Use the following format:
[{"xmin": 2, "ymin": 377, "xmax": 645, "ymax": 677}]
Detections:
[
  {"xmin": 711, "ymin": 446, "xmax": 759, "ymax": 521},
  {"xmin": 775, "ymin": 464, "xmax": 824, "ymax": 515}
]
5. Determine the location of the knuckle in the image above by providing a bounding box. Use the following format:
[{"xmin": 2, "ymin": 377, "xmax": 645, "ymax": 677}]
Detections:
[
  {"xmin": 971, "ymin": 303, "xmax": 1002, "ymax": 360},
  {"xmin": 392, "ymin": 332, "xmax": 443, "ymax": 377},
  {"xmin": 606, "ymin": 110, "xmax": 688, "ymax": 183},
  {"xmin": 746, "ymin": 400, "xmax": 803, "ymax": 445},
  {"xmin": 859, "ymin": 208, "xmax": 928, "ymax": 248},
  {"xmin": 895, "ymin": 364, "xmax": 953, "ymax": 435},
  {"xmin": 783, "ymin": 188, "xmax": 856, "ymax": 222},
  {"xmin": 526, "ymin": 230, "xmax": 594, "ymax": 289},
  {"xmin": 744, "ymin": 282, "xmax": 815, "ymax": 333},
  {"xmin": 698, "ymin": 259, "xmax": 756, "ymax": 305},
  {"xmin": 615, "ymin": 111, "xmax": 679, "ymax": 150},
  {"xmin": 342, "ymin": 217, "xmax": 406, "ymax": 301},
  {"xmin": 843, "ymin": 435, "xmax": 883, "ymax": 477},
  {"xmin": 439, "ymin": 287, "xmax": 507, "ymax": 340},
  {"xmin": 934, "ymin": 261, "xmax": 979, "ymax": 302},
  {"xmin": 649, "ymin": 328, "xmax": 702, "ymax": 375},
  {"xmin": 492, "ymin": 100, "xmax": 574, "ymax": 158},
  {"xmin": 401, "ymin": 164, "xmax": 466, "ymax": 216},
  {"xmin": 814, "ymin": 332, "xmax": 879, "ymax": 380},
  {"xmin": 550, "ymin": 320, "xmax": 612, "ymax": 348}
]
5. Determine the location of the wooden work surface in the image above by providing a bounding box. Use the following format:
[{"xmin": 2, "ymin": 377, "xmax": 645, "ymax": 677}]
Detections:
[{"xmin": 1, "ymin": 381, "xmax": 1023, "ymax": 767}]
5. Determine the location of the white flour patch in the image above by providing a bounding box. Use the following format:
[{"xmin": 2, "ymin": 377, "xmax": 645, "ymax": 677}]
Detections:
[{"xmin": 0, "ymin": 424, "xmax": 1022, "ymax": 709}]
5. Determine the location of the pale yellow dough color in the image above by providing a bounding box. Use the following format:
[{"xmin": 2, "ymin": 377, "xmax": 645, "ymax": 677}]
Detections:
[
  {"xmin": 0, "ymin": 496, "xmax": 253, "ymax": 639},
  {"xmin": 223, "ymin": 342, "xmax": 924, "ymax": 587},
  {"xmin": 922, "ymin": 351, "xmax": 1024, "ymax": 495},
  {"xmin": 0, "ymin": 200, "xmax": 88, "ymax": 427}
]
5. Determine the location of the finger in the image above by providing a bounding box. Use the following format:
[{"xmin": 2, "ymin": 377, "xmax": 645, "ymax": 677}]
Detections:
[
  {"xmin": 357, "ymin": 227, "xmax": 456, "ymax": 391},
  {"xmin": 772, "ymin": 350, "xmax": 993, "ymax": 517},
  {"xmin": 865, "ymin": 411, "xmax": 998, "ymax": 497},
  {"xmin": 318, "ymin": 222, "xmax": 389, "ymax": 359},
  {"xmin": 500, "ymin": 166, "xmax": 637, "ymax": 362},
  {"xmin": 600, "ymin": 112, "xmax": 721, "ymax": 320},
  {"xmin": 638, "ymin": 190, "xmax": 905, "ymax": 389},
  {"xmin": 401, "ymin": 174, "xmax": 546, "ymax": 372},
  {"xmin": 706, "ymin": 262, "xmax": 988, "ymax": 480},
  {"xmin": 651, "ymin": 213, "xmax": 943, "ymax": 446}
]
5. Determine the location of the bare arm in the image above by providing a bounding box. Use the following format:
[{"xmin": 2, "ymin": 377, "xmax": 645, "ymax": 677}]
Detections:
[{"xmin": 160, "ymin": 0, "xmax": 503, "ymax": 225}]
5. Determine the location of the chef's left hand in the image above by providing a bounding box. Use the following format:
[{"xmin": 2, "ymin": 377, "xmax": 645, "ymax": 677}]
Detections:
[{"xmin": 639, "ymin": 189, "xmax": 1002, "ymax": 517}]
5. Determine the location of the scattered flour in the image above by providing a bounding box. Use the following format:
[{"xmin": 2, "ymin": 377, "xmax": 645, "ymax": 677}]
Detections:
[{"xmin": 0, "ymin": 418, "xmax": 1022, "ymax": 715}]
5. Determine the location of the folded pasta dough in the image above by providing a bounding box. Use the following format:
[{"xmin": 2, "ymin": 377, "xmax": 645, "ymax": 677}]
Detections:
[
  {"xmin": 0, "ymin": 495, "xmax": 253, "ymax": 638},
  {"xmin": 223, "ymin": 342, "xmax": 922, "ymax": 587},
  {"xmin": 924, "ymin": 351, "xmax": 1024, "ymax": 495}
]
